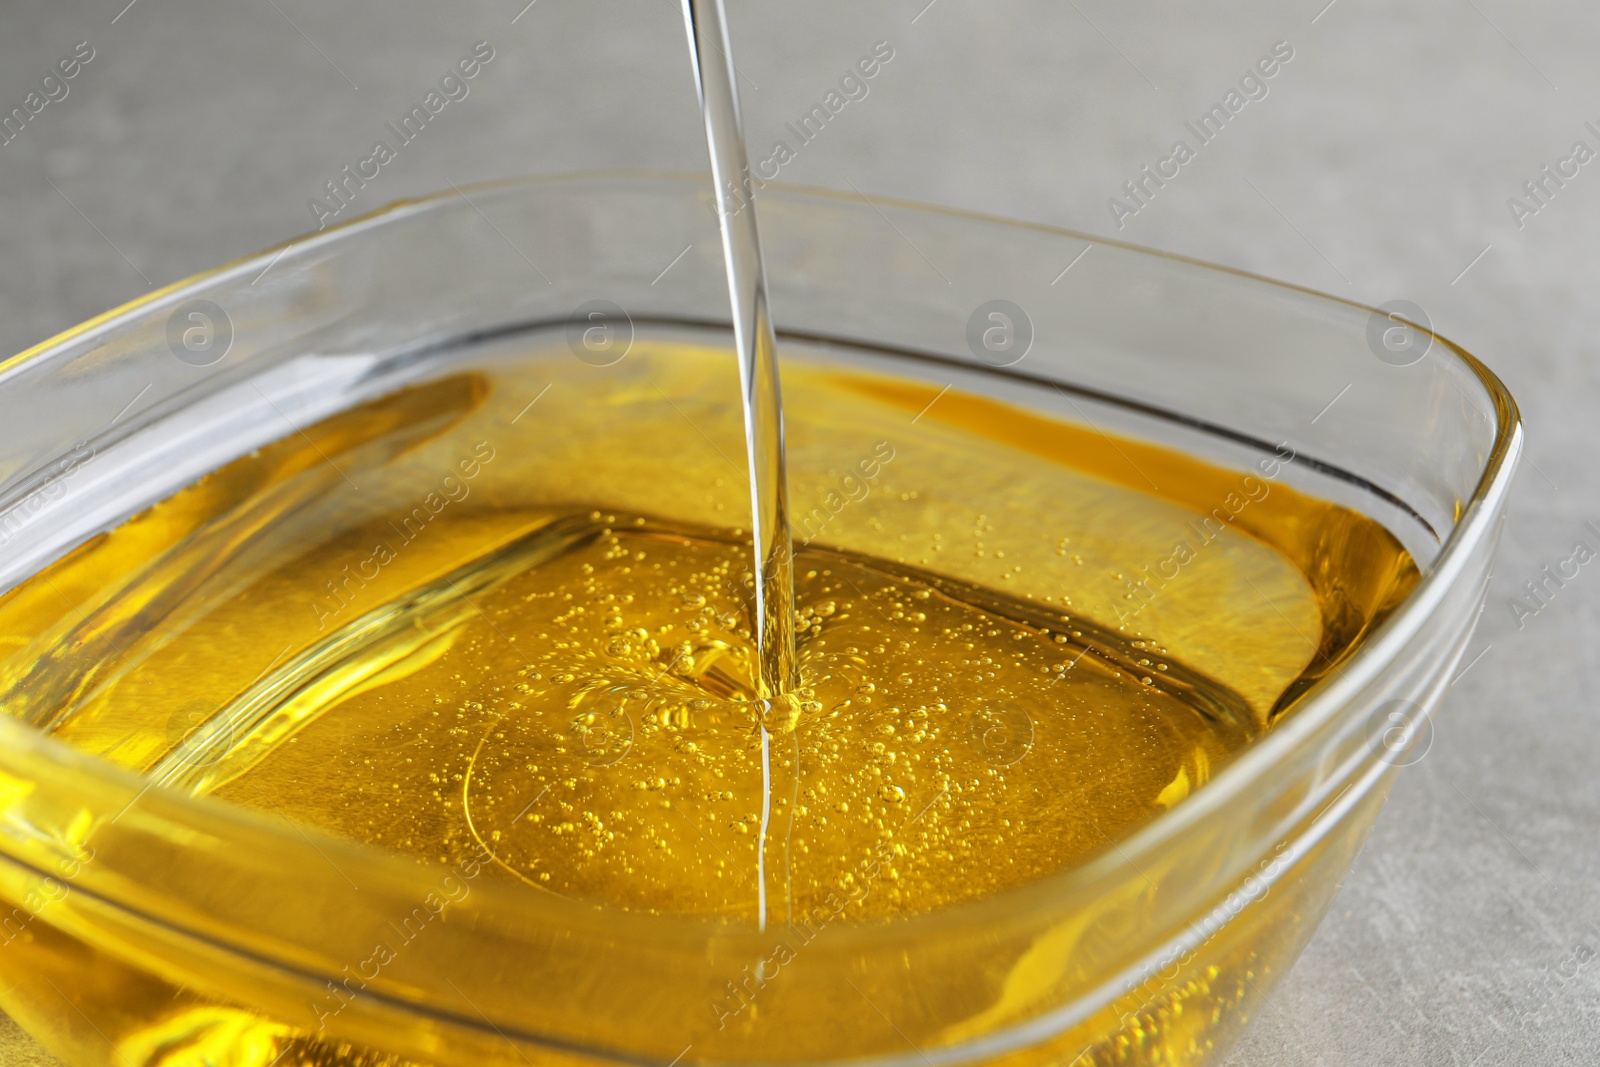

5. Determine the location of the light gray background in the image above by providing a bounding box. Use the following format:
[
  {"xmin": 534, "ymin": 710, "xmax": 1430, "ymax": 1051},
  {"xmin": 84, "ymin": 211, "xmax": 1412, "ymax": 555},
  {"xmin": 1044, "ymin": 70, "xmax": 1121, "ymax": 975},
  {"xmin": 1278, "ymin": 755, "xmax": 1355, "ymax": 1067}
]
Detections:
[{"xmin": 1, "ymin": 1, "xmax": 1595, "ymax": 1064}]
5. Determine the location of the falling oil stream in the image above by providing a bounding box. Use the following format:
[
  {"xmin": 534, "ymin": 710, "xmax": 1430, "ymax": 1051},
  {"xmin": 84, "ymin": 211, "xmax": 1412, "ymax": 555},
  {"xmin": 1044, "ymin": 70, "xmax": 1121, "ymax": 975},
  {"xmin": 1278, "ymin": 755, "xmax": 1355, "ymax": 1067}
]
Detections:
[{"xmin": 678, "ymin": 0, "xmax": 800, "ymax": 931}]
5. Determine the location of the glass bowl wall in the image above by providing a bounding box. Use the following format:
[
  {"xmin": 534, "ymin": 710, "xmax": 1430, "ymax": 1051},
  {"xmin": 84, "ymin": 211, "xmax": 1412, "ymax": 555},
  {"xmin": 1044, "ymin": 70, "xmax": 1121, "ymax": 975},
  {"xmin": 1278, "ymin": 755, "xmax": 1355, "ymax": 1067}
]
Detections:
[{"xmin": 0, "ymin": 174, "xmax": 1517, "ymax": 1067}]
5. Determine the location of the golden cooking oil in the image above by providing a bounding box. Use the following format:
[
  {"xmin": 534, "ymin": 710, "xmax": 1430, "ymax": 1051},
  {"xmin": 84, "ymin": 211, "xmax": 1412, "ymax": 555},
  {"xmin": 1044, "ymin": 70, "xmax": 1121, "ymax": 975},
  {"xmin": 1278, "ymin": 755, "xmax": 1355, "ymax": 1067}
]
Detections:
[{"xmin": 0, "ymin": 337, "xmax": 1417, "ymax": 1065}]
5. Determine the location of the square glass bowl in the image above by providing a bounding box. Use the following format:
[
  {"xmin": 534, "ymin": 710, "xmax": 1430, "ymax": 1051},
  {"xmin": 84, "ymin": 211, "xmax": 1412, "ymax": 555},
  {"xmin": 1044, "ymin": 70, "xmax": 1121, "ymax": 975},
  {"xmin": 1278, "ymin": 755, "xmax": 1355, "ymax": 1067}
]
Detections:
[{"xmin": 0, "ymin": 174, "xmax": 1517, "ymax": 1067}]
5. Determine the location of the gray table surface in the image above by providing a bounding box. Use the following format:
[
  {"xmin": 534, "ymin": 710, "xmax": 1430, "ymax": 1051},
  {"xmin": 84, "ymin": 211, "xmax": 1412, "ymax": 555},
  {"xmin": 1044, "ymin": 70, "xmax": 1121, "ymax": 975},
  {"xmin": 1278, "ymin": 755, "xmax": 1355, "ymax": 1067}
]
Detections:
[{"xmin": 2, "ymin": 1, "xmax": 1595, "ymax": 1064}]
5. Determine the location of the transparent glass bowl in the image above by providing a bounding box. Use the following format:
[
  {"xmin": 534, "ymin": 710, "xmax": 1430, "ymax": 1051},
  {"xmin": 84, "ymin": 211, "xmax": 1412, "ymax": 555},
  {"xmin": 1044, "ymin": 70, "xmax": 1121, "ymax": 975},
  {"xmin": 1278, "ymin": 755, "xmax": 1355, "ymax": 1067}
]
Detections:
[{"xmin": 0, "ymin": 174, "xmax": 1518, "ymax": 1067}]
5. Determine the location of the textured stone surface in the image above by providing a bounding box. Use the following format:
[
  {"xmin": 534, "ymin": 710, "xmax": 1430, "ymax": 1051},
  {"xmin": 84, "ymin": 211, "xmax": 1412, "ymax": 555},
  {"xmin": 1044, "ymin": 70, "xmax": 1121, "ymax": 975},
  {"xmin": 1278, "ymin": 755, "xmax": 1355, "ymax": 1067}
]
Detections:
[{"xmin": 1, "ymin": 1, "xmax": 1595, "ymax": 1064}]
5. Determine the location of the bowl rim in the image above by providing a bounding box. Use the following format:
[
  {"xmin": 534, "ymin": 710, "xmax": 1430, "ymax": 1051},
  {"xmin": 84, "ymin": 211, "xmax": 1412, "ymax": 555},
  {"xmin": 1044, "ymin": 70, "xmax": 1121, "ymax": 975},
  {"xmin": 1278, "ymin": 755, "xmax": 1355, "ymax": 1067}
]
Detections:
[{"xmin": 0, "ymin": 169, "xmax": 1523, "ymax": 1040}]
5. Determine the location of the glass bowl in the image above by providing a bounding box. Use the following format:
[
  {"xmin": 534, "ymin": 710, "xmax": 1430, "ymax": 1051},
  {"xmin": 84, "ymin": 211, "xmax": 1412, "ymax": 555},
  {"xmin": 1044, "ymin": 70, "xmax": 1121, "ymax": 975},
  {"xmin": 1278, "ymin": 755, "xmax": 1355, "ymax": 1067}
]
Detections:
[{"xmin": 0, "ymin": 173, "xmax": 1518, "ymax": 1067}]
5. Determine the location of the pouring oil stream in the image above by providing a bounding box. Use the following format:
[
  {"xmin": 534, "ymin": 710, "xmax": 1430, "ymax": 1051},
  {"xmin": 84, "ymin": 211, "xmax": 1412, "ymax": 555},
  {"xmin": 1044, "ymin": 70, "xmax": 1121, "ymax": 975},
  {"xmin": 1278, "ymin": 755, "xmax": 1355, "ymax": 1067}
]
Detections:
[{"xmin": 678, "ymin": 0, "xmax": 800, "ymax": 932}]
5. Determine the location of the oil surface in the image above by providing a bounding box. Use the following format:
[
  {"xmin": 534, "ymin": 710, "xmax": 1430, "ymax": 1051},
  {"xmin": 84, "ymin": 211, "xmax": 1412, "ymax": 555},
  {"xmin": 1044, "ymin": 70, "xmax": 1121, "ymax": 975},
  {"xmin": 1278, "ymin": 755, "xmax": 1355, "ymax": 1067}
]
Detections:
[{"xmin": 0, "ymin": 339, "xmax": 1419, "ymax": 1064}]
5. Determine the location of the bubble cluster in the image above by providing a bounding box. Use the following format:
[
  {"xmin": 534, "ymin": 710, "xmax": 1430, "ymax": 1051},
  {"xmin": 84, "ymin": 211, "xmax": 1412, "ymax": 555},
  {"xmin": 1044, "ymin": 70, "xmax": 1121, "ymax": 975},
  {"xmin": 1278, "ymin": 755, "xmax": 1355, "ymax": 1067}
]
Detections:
[{"xmin": 224, "ymin": 515, "xmax": 1244, "ymax": 924}]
